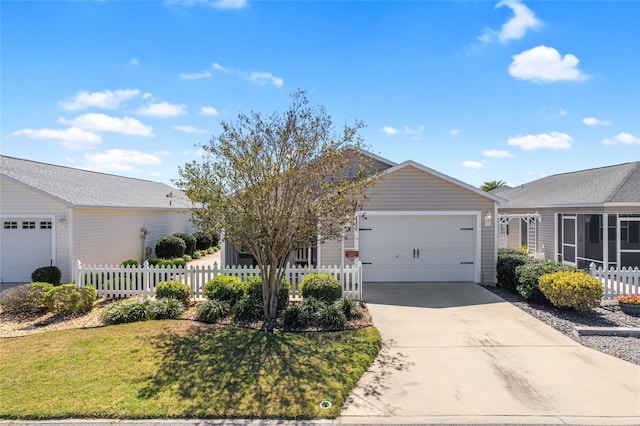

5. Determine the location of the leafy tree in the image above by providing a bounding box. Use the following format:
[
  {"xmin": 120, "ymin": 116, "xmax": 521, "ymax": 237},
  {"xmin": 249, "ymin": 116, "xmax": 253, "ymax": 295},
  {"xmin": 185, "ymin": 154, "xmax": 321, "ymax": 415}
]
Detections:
[
  {"xmin": 175, "ymin": 90, "xmax": 372, "ymax": 330},
  {"xmin": 481, "ymin": 179, "xmax": 506, "ymax": 192}
]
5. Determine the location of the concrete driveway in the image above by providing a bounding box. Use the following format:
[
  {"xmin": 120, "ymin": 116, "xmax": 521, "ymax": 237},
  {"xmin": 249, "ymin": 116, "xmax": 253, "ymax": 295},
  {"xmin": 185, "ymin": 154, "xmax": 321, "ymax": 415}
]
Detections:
[{"xmin": 339, "ymin": 282, "xmax": 640, "ymax": 425}]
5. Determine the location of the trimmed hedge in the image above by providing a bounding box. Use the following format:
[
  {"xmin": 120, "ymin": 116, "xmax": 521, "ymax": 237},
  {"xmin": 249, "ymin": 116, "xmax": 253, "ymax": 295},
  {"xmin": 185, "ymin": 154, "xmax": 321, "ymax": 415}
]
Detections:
[
  {"xmin": 155, "ymin": 281, "xmax": 191, "ymax": 305},
  {"xmin": 203, "ymin": 275, "xmax": 244, "ymax": 305},
  {"xmin": 300, "ymin": 273, "xmax": 342, "ymax": 302},
  {"xmin": 173, "ymin": 232, "xmax": 197, "ymax": 256},
  {"xmin": 516, "ymin": 259, "xmax": 577, "ymax": 302},
  {"xmin": 155, "ymin": 236, "xmax": 186, "ymax": 259},
  {"xmin": 496, "ymin": 248, "xmax": 530, "ymax": 292},
  {"xmin": 31, "ymin": 266, "xmax": 61, "ymax": 286},
  {"xmin": 45, "ymin": 284, "xmax": 96, "ymax": 316},
  {"xmin": 539, "ymin": 271, "xmax": 603, "ymax": 311},
  {"xmin": 0, "ymin": 282, "xmax": 54, "ymax": 315},
  {"xmin": 245, "ymin": 276, "xmax": 290, "ymax": 312},
  {"xmin": 195, "ymin": 231, "xmax": 214, "ymax": 250}
]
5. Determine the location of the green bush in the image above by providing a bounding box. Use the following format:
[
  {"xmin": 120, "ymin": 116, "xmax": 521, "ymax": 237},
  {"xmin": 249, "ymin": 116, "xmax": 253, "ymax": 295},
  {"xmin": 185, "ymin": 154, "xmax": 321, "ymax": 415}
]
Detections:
[
  {"xmin": 195, "ymin": 231, "xmax": 214, "ymax": 250},
  {"xmin": 155, "ymin": 236, "xmax": 186, "ymax": 259},
  {"xmin": 171, "ymin": 258, "xmax": 187, "ymax": 268},
  {"xmin": 539, "ymin": 271, "xmax": 604, "ymax": 311},
  {"xmin": 182, "ymin": 254, "xmax": 192, "ymax": 262},
  {"xmin": 149, "ymin": 297, "xmax": 185, "ymax": 319},
  {"xmin": 102, "ymin": 299, "xmax": 152, "ymax": 325},
  {"xmin": 203, "ymin": 275, "xmax": 244, "ymax": 305},
  {"xmin": 300, "ymin": 297, "xmax": 323, "ymax": 317},
  {"xmin": 155, "ymin": 281, "xmax": 190, "ymax": 305},
  {"xmin": 316, "ymin": 302, "xmax": 347, "ymax": 329},
  {"xmin": 337, "ymin": 298, "xmax": 364, "ymax": 320},
  {"xmin": 173, "ymin": 232, "xmax": 197, "ymax": 256},
  {"xmin": 45, "ymin": 284, "xmax": 96, "ymax": 316},
  {"xmin": 280, "ymin": 304, "xmax": 313, "ymax": 330},
  {"xmin": 516, "ymin": 259, "xmax": 577, "ymax": 302},
  {"xmin": 31, "ymin": 266, "xmax": 61, "ymax": 286},
  {"xmin": 300, "ymin": 273, "xmax": 342, "ymax": 302},
  {"xmin": 245, "ymin": 277, "xmax": 290, "ymax": 312},
  {"xmin": 0, "ymin": 282, "xmax": 54, "ymax": 315},
  {"xmin": 196, "ymin": 299, "xmax": 229, "ymax": 323},
  {"xmin": 122, "ymin": 259, "xmax": 140, "ymax": 267},
  {"xmin": 232, "ymin": 295, "xmax": 263, "ymax": 322},
  {"xmin": 497, "ymin": 248, "xmax": 531, "ymax": 292}
]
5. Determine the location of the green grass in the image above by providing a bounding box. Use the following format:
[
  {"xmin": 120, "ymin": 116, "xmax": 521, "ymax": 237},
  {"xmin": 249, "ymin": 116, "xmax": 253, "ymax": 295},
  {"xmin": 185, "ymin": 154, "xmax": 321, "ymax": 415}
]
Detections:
[{"xmin": 0, "ymin": 321, "xmax": 381, "ymax": 419}]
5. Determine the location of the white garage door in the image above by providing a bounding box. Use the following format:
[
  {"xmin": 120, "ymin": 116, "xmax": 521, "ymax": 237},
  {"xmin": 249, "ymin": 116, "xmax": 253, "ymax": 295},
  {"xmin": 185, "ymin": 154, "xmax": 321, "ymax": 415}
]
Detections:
[
  {"xmin": 1, "ymin": 218, "xmax": 53, "ymax": 283},
  {"xmin": 359, "ymin": 215, "xmax": 476, "ymax": 282}
]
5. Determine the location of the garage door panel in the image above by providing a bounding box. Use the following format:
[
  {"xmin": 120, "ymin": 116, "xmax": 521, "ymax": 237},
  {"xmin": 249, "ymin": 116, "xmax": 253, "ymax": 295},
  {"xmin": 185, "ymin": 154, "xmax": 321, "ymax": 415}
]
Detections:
[
  {"xmin": 1, "ymin": 218, "xmax": 53, "ymax": 283},
  {"xmin": 360, "ymin": 215, "xmax": 476, "ymax": 283}
]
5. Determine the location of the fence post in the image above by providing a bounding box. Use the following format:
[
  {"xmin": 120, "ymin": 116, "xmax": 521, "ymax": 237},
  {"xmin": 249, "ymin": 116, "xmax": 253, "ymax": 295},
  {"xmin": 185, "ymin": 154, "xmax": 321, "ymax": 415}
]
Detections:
[
  {"xmin": 143, "ymin": 260, "xmax": 150, "ymax": 300},
  {"xmin": 588, "ymin": 262, "xmax": 596, "ymax": 277},
  {"xmin": 76, "ymin": 260, "xmax": 83, "ymax": 287}
]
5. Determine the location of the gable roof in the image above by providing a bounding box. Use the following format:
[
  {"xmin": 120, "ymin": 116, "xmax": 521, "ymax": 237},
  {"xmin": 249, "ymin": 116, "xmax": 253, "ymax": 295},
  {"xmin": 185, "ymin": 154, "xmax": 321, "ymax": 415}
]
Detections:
[
  {"xmin": 0, "ymin": 155, "xmax": 192, "ymax": 209},
  {"xmin": 497, "ymin": 162, "xmax": 640, "ymax": 208},
  {"xmin": 381, "ymin": 160, "xmax": 504, "ymax": 203}
]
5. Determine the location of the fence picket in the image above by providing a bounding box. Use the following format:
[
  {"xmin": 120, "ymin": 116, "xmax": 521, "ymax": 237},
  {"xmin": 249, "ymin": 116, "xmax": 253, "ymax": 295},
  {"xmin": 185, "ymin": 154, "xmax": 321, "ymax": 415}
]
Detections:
[
  {"xmin": 76, "ymin": 260, "xmax": 363, "ymax": 300},
  {"xmin": 589, "ymin": 263, "xmax": 640, "ymax": 299}
]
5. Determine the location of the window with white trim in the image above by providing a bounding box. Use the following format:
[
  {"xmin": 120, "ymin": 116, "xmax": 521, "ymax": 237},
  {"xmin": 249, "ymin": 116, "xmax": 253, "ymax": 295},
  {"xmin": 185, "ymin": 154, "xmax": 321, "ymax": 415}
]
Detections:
[
  {"xmin": 22, "ymin": 221, "xmax": 36, "ymax": 229},
  {"xmin": 40, "ymin": 221, "xmax": 52, "ymax": 229},
  {"xmin": 4, "ymin": 221, "xmax": 18, "ymax": 229}
]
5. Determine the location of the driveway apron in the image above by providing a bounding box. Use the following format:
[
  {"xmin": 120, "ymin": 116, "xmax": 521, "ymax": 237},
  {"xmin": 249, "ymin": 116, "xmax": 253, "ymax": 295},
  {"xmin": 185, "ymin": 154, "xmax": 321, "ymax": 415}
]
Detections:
[{"xmin": 339, "ymin": 282, "xmax": 640, "ymax": 425}]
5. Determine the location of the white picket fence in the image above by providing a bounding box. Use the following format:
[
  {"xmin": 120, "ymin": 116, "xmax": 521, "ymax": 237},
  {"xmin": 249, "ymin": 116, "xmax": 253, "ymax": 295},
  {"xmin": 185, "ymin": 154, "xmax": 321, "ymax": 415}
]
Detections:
[
  {"xmin": 76, "ymin": 260, "xmax": 362, "ymax": 300},
  {"xmin": 589, "ymin": 263, "xmax": 640, "ymax": 300}
]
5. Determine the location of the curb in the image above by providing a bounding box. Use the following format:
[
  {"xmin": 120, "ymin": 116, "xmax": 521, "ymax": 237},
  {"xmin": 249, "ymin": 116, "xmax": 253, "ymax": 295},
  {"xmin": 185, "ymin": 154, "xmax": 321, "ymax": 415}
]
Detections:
[{"xmin": 575, "ymin": 326, "xmax": 640, "ymax": 337}]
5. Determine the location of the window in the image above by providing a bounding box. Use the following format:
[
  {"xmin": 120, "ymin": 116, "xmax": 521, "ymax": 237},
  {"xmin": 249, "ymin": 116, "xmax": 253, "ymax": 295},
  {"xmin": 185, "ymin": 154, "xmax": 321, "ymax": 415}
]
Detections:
[
  {"xmin": 40, "ymin": 221, "xmax": 52, "ymax": 229},
  {"xmin": 22, "ymin": 221, "xmax": 36, "ymax": 229},
  {"xmin": 3, "ymin": 221, "xmax": 17, "ymax": 229}
]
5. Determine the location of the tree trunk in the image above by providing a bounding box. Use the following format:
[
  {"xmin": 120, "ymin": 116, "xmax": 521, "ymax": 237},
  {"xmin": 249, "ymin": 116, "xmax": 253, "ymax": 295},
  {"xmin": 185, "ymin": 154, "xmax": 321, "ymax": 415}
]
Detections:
[{"xmin": 261, "ymin": 259, "xmax": 281, "ymax": 332}]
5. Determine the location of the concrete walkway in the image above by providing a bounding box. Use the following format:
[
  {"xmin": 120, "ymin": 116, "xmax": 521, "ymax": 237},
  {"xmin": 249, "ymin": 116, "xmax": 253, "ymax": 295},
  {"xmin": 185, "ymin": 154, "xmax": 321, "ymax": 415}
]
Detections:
[{"xmin": 339, "ymin": 282, "xmax": 640, "ymax": 425}]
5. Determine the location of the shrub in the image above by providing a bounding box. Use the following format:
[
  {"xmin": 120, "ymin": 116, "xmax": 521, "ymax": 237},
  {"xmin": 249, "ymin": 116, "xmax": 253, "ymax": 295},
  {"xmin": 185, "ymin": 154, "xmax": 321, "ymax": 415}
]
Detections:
[
  {"xmin": 173, "ymin": 232, "xmax": 197, "ymax": 256},
  {"xmin": 316, "ymin": 302, "xmax": 346, "ymax": 329},
  {"xmin": 516, "ymin": 259, "xmax": 577, "ymax": 302},
  {"xmin": 0, "ymin": 282, "xmax": 54, "ymax": 315},
  {"xmin": 245, "ymin": 276, "xmax": 290, "ymax": 312},
  {"xmin": 171, "ymin": 258, "xmax": 187, "ymax": 268},
  {"xmin": 196, "ymin": 299, "xmax": 229, "ymax": 323},
  {"xmin": 300, "ymin": 273, "xmax": 342, "ymax": 302},
  {"xmin": 232, "ymin": 295, "xmax": 263, "ymax": 322},
  {"xmin": 45, "ymin": 284, "xmax": 96, "ymax": 316},
  {"xmin": 280, "ymin": 304, "xmax": 313, "ymax": 330},
  {"xmin": 300, "ymin": 297, "xmax": 323, "ymax": 317},
  {"xmin": 148, "ymin": 258, "xmax": 163, "ymax": 266},
  {"xmin": 31, "ymin": 266, "xmax": 61, "ymax": 286},
  {"xmin": 183, "ymin": 254, "xmax": 192, "ymax": 262},
  {"xmin": 155, "ymin": 281, "xmax": 190, "ymax": 305},
  {"xmin": 497, "ymin": 248, "xmax": 531, "ymax": 292},
  {"xmin": 203, "ymin": 275, "xmax": 244, "ymax": 305},
  {"xmin": 103, "ymin": 299, "xmax": 152, "ymax": 325},
  {"xmin": 539, "ymin": 271, "xmax": 604, "ymax": 311},
  {"xmin": 337, "ymin": 298, "xmax": 364, "ymax": 320},
  {"xmin": 195, "ymin": 231, "xmax": 214, "ymax": 250},
  {"xmin": 122, "ymin": 259, "xmax": 140, "ymax": 267},
  {"xmin": 192, "ymin": 251, "xmax": 202, "ymax": 259},
  {"xmin": 155, "ymin": 236, "xmax": 186, "ymax": 259},
  {"xmin": 149, "ymin": 297, "xmax": 184, "ymax": 319}
]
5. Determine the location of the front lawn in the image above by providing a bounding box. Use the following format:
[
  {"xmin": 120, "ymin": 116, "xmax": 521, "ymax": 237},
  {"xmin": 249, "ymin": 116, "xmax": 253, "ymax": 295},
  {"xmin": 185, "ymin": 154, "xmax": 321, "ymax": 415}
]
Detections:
[{"xmin": 0, "ymin": 320, "xmax": 381, "ymax": 419}]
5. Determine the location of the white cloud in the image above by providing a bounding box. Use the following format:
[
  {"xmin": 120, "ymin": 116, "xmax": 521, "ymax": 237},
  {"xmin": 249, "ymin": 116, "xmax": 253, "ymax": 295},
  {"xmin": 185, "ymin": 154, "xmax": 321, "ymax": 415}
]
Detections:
[
  {"xmin": 200, "ymin": 106, "xmax": 220, "ymax": 116},
  {"xmin": 59, "ymin": 89, "xmax": 141, "ymax": 111},
  {"xmin": 507, "ymin": 132, "xmax": 572, "ymax": 150},
  {"xmin": 82, "ymin": 149, "xmax": 162, "ymax": 173},
  {"xmin": 479, "ymin": 0, "xmax": 542, "ymax": 44},
  {"xmin": 559, "ymin": 109, "xmax": 567, "ymax": 117},
  {"xmin": 381, "ymin": 126, "xmax": 398, "ymax": 135},
  {"xmin": 462, "ymin": 161, "xmax": 484, "ymax": 168},
  {"xmin": 12, "ymin": 127, "xmax": 101, "ymax": 149},
  {"xmin": 60, "ymin": 113, "xmax": 154, "ymax": 136},
  {"xmin": 509, "ymin": 45, "xmax": 588, "ymax": 82},
  {"xmin": 142, "ymin": 92, "xmax": 153, "ymax": 100},
  {"xmin": 404, "ymin": 125, "xmax": 424, "ymax": 135},
  {"xmin": 180, "ymin": 70, "xmax": 212, "ymax": 80},
  {"xmin": 250, "ymin": 71, "xmax": 284, "ymax": 87},
  {"xmin": 165, "ymin": 0, "xmax": 247, "ymax": 9},
  {"xmin": 482, "ymin": 149, "xmax": 513, "ymax": 158},
  {"xmin": 449, "ymin": 129, "xmax": 461, "ymax": 136},
  {"xmin": 212, "ymin": 62, "xmax": 230, "ymax": 73},
  {"xmin": 130, "ymin": 58, "xmax": 139, "ymax": 66},
  {"xmin": 601, "ymin": 132, "xmax": 640, "ymax": 145},
  {"xmin": 137, "ymin": 102, "xmax": 186, "ymax": 117},
  {"xmin": 174, "ymin": 125, "xmax": 207, "ymax": 134},
  {"xmin": 582, "ymin": 117, "xmax": 612, "ymax": 126}
]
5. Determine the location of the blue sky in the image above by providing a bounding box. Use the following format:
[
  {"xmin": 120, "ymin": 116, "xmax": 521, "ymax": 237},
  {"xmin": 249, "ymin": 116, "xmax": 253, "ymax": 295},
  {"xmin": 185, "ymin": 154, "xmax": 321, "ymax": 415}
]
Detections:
[{"xmin": 2, "ymin": 0, "xmax": 639, "ymax": 188}]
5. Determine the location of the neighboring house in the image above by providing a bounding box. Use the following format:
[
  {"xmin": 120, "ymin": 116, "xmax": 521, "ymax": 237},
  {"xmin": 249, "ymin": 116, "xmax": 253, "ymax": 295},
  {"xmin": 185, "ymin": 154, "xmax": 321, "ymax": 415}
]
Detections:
[
  {"xmin": 0, "ymin": 155, "xmax": 196, "ymax": 284},
  {"xmin": 495, "ymin": 162, "xmax": 640, "ymax": 269},
  {"xmin": 223, "ymin": 152, "xmax": 503, "ymax": 284}
]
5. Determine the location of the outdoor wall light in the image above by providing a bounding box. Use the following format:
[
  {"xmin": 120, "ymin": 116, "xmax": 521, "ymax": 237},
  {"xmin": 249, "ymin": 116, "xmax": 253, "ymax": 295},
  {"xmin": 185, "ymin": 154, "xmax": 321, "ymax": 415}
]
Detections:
[{"xmin": 484, "ymin": 211, "xmax": 493, "ymax": 227}]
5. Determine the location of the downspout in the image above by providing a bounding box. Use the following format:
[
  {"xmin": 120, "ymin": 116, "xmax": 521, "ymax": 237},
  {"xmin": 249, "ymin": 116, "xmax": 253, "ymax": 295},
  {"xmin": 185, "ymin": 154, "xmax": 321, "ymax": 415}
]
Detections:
[{"xmin": 68, "ymin": 208, "xmax": 74, "ymax": 283}]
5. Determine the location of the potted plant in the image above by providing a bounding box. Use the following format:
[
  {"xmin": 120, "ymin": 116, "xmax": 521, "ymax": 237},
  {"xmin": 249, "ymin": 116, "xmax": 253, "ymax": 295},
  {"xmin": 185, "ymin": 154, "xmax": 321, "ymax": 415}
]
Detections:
[{"xmin": 616, "ymin": 294, "xmax": 640, "ymax": 315}]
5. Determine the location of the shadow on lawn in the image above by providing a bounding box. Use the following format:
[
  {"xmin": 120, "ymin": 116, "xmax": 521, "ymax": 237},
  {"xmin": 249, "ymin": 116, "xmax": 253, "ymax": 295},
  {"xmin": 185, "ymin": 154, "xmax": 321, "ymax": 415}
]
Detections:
[{"xmin": 137, "ymin": 325, "xmax": 349, "ymax": 418}]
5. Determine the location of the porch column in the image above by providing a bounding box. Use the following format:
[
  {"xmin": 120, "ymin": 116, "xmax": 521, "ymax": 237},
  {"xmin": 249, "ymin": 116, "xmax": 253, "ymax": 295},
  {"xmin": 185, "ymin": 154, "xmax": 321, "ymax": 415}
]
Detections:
[{"xmin": 602, "ymin": 213, "xmax": 608, "ymax": 269}]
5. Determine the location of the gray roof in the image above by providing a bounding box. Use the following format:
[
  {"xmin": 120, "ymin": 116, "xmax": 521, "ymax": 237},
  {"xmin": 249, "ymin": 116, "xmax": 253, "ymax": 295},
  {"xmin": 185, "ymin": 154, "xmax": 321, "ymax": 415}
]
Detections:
[
  {"xmin": 0, "ymin": 155, "xmax": 192, "ymax": 209},
  {"xmin": 498, "ymin": 162, "xmax": 640, "ymax": 208}
]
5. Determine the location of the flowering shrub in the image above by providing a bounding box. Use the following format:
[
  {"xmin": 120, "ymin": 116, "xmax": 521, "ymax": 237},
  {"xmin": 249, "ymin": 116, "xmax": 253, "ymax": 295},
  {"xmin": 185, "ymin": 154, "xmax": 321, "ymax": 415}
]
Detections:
[
  {"xmin": 616, "ymin": 294, "xmax": 640, "ymax": 304},
  {"xmin": 538, "ymin": 271, "xmax": 603, "ymax": 311}
]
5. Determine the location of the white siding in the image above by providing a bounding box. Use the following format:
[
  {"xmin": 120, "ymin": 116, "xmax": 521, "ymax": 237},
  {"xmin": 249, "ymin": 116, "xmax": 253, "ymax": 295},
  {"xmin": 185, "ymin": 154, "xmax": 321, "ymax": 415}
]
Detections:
[
  {"xmin": 0, "ymin": 177, "xmax": 71, "ymax": 282},
  {"xmin": 73, "ymin": 209, "xmax": 196, "ymax": 269}
]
